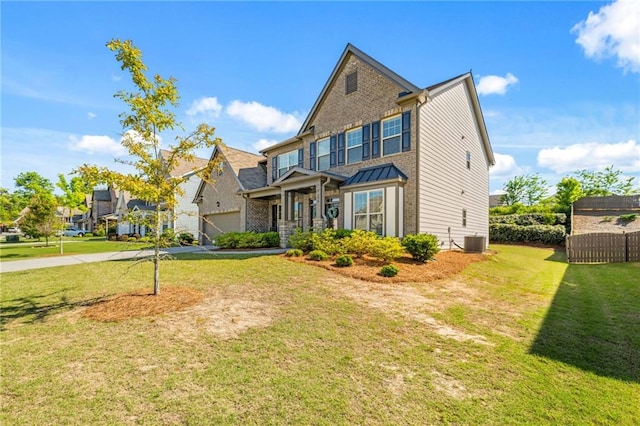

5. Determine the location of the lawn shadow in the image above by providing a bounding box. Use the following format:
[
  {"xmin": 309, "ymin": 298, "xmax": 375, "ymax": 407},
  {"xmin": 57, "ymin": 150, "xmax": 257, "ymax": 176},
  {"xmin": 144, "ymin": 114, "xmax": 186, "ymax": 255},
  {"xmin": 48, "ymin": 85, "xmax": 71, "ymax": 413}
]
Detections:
[
  {"xmin": 544, "ymin": 248, "xmax": 567, "ymax": 263},
  {"xmin": 529, "ymin": 262, "xmax": 640, "ymax": 383},
  {"xmin": 0, "ymin": 289, "xmax": 106, "ymax": 331}
]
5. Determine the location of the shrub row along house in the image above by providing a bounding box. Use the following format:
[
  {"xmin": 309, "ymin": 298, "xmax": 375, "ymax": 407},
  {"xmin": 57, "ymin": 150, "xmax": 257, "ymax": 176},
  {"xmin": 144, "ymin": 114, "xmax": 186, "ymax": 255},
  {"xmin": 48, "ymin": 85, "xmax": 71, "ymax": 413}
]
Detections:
[{"xmin": 195, "ymin": 44, "xmax": 495, "ymax": 249}]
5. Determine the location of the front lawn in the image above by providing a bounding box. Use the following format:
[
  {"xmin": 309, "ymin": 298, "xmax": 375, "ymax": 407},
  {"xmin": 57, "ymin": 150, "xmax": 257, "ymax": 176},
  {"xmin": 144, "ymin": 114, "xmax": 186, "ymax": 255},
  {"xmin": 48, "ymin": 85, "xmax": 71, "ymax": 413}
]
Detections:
[
  {"xmin": 0, "ymin": 237, "xmax": 153, "ymax": 261},
  {"xmin": 1, "ymin": 245, "xmax": 638, "ymax": 424}
]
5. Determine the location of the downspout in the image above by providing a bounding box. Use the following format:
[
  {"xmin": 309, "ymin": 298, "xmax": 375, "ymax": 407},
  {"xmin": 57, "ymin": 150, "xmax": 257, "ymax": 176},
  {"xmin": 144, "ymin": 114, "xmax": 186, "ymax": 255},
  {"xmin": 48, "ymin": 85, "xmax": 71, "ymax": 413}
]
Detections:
[
  {"xmin": 415, "ymin": 92, "xmax": 428, "ymax": 235},
  {"xmin": 322, "ymin": 177, "xmax": 332, "ymax": 223}
]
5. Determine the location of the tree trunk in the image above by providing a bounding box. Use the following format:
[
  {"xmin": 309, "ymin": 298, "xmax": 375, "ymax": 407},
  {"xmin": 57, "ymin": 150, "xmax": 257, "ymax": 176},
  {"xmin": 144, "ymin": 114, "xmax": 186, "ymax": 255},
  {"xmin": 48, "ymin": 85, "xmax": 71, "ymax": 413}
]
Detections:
[{"xmin": 153, "ymin": 204, "xmax": 161, "ymax": 295}]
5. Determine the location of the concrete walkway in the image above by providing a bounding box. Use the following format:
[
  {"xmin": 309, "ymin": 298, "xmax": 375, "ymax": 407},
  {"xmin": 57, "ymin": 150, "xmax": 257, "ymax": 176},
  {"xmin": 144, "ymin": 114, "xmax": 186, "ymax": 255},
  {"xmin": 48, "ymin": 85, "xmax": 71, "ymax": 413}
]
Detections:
[{"xmin": 0, "ymin": 246, "xmax": 286, "ymax": 273}]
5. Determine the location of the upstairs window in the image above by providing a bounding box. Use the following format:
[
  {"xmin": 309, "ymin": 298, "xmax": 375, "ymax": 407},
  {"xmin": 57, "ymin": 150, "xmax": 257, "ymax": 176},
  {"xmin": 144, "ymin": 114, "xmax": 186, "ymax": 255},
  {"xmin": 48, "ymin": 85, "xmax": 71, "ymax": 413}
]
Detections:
[
  {"xmin": 277, "ymin": 150, "xmax": 298, "ymax": 177},
  {"xmin": 462, "ymin": 209, "xmax": 467, "ymax": 227},
  {"xmin": 382, "ymin": 115, "xmax": 402, "ymax": 156},
  {"xmin": 346, "ymin": 71, "xmax": 358, "ymax": 95},
  {"xmin": 347, "ymin": 127, "xmax": 362, "ymax": 164},
  {"xmin": 317, "ymin": 138, "xmax": 330, "ymax": 171},
  {"xmin": 466, "ymin": 151, "xmax": 471, "ymax": 169}
]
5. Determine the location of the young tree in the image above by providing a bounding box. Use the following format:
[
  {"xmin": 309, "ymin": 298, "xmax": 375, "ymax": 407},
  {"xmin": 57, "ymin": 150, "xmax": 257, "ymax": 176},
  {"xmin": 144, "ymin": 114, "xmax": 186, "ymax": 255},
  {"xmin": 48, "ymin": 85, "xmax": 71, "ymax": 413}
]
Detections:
[
  {"xmin": 502, "ymin": 173, "xmax": 548, "ymax": 206},
  {"xmin": 76, "ymin": 39, "xmax": 221, "ymax": 295},
  {"xmin": 21, "ymin": 192, "xmax": 58, "ymax": 246},
  {"xmin": 555, "ymin": 177, "xmax": 583, "ymax": 213},
  {"xmin": 575, "ymin": 165, "xmax": 639, "ymax": 196}
]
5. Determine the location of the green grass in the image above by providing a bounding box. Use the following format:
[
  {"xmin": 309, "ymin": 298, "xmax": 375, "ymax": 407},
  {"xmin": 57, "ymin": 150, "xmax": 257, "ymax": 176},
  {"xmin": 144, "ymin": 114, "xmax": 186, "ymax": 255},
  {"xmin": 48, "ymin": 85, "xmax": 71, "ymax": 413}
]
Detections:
[
  {"xmin": 0, "ymin": 237, "xmax": 152, "ymax": 261},
  {"xmin": 1, "ymin": 245, "xmax": 638, "ymax": 424}
]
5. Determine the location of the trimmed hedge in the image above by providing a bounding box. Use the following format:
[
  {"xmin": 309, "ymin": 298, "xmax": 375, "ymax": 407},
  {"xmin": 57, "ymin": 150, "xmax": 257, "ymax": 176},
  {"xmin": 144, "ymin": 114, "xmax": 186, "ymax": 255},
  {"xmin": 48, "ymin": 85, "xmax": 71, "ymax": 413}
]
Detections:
[
  {"xmin": 402, "ymin": 233, "xmax": 440, "ymax": 262},
  {"xmin": 489, "ymin": 223, "xmax": 566, "ymax": 245},
  {"xmin": 215, "ymin": 231, "xmax": 280, "ymax": 249},
  {"xmin": 380, "ymin": 265, "xmax": 399, "ymax": 277},
  {"xmin": 489, "ymin": 213, "xmax": 566, "ymax": 226}
]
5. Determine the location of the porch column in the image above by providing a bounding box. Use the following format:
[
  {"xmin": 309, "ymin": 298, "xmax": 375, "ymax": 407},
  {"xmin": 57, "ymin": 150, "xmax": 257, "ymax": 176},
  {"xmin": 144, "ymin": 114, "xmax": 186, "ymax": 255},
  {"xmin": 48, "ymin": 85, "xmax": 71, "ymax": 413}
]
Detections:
[
  {"xmin": 279, "ymin": 189, "xmax": 297, "ymax": 248},
  {"xmin": 313, "ymin": 178, "xmax": 326, "ymax": 232}
]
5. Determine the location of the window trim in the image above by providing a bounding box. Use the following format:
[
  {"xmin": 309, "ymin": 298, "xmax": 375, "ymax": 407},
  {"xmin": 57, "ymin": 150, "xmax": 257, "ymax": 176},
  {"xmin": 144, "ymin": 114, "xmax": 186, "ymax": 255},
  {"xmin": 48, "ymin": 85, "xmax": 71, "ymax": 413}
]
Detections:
[
  {"xmin": 316, "ymin": 137, "xmax": 330, "ymax": 171},
  {"xmin": 353, "ymin": 189, "xmax": 384, "ymax": 236},
  {"xmin": 346, "ymin": 127, "xmax": 363, "ymax": 165},
  {"xmin": 382, "ymin": 115, "xmax": 402, "ymax": 157},
  {"xmin": 277, "ymin": 149, "xmax": 298, "ymax": 177}
]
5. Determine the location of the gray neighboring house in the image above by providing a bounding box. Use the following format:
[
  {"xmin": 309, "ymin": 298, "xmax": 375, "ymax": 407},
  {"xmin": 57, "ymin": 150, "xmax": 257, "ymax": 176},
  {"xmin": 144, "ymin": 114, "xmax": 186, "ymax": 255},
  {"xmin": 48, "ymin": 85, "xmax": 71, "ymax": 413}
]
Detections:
[{"xmin": 196, "ymin": 43, "xmax": 495, "ymax": 249}]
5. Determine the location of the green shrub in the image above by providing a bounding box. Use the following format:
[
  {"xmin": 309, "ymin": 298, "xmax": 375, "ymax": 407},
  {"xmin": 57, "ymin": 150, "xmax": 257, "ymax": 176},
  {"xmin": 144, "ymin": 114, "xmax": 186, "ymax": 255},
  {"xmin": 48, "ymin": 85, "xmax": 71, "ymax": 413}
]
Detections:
[
  {"xmin": 127, "ymin": 237, "xmax": 138, "ymax": 243},
  {"xmin": 402, "ymin": 233, "xmax": 440, "ymax": 262},
  {"xmin": 342, "ymin": 230, "xmax": 379, "ymax": 258},
  {"xmin": 334, "ymin": 229, "xmax": 353, "ymax": 239},
  {"xmin": 369, "ymin": 237, "xmax": 405, "ymax": 262},
  {"xmin": 131, "ymin": 233, "xmax": 142, "ymax": 239},
  {"xmin": 117, "ymin": 234, "xmax": 129, "ymax": 242},
  {"xmin": 308, "ymin": 250, "xmax": 329, "ymax": 261},
  {"xmin": 138, "ymin": 236, "xmax": 151, "ymax": 243},
  {"xmin": 335, "ymin": 254, "xmax": 354, "ymax": 267},
  {"xmin": 288, "ymin": 229, "xmax": 315, "ymax": 253},
  {"xmin": 312, "ymin": 229, "xmax": 344, "ymax": 255},
  {"xmin": 380, "ymin": 264, "xmax": 399, "ymax": 277},
  {"xmin": 285, "ymin": 249, "xmax": 303, "ymax": 257},
  {"xmin": 618, "ymin": 213, "xmax": 637, "ymax": 222},
  {"xmin": 489, "ymin": 223, "xmax": 566, "ymax": 245},
  {"xmin": 216, "ymin": 231, "xmax": 280, "ymax": 249},
  {"xmin": 489, "ymin": 213, "xmax": 566, "ymax": 226},
  {"xmin": 84, "ymin": 233, "xmax": 94, "ymax": 238},
  {"xmin": 178, "ymin": 232, "xmax": 195, "ymax": 245}
]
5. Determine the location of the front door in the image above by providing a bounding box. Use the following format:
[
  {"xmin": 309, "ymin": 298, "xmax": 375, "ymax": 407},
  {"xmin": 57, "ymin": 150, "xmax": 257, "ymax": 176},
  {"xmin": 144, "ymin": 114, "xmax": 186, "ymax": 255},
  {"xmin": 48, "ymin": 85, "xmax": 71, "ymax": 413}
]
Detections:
[{"xmin": 271, "ymin": 204, "xmax": 279, "ymax": 232}]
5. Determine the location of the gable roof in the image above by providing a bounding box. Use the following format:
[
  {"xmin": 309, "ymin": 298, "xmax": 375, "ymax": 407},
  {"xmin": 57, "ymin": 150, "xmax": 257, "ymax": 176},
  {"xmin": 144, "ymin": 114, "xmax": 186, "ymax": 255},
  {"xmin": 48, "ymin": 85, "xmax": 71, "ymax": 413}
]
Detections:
[
  {"xmin": 341, "ymin": 163, "xmax": 408, "ymax": 187},
  {"xmin": 93, "ymin": 189, "xmax": 112, "ymax": 202},
  {"xmin": 299, "ymin": 43, "xmax": 421, "ymax": 135},
  {"xmin": 160, "ymin": 149, "xmax": 209, "ymax": 177}
]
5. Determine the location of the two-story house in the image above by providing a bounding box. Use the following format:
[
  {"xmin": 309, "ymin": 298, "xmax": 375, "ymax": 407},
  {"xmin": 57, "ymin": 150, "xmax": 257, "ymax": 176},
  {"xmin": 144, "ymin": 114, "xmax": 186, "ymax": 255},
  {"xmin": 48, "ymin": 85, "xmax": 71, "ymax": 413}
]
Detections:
[{"xmin": 196, "ymin": 43, "xmax": 495, "ymax": 249}]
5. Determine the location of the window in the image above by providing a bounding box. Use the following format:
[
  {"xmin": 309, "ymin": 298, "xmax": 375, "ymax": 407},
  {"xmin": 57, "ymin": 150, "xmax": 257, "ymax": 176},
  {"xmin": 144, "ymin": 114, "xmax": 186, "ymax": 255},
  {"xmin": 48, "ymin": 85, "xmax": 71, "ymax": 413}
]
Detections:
[
  {"xmin": 354, "ymin": 189, "xmax": 384, "ymax": 235},
  {"xmin": 277, "ymin": 150, "xmax": 298, "ymax": 177},
  {"xmin": 294, "ymin": 202, "xmax": 303, "ymax": 228},
  {"xmin": 466, "ymin": 151, "xmax": 471, "ymax": 169},
  {"xmin": 317, "ymin": 138, "xmax": 330, "ymax": 171},
  {"xmin": 462, "ymin": 209, "xmax": 467, "ymax": 227},
  {"xmin": 346, "ymin": 71, "xmax": 357, "ymax": 94},
  {"xmin": 347, "ymin": 127, "xmax": 362, "ymax": 164},
  {"xmin": 217, "ymin": 162, "xmax": 224, "ymax": 176},
  {"xmin": 382, "ymin": 115, "xmax": 402, "ymax": 156}
]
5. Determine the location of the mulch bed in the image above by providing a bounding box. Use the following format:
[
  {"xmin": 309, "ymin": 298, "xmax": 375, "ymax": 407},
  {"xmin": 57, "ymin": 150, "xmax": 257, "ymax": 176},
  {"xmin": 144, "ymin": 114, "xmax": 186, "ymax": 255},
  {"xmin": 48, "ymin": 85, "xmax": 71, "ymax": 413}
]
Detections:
[
  {"xmin": 81, "ymin": 286, "xmax": 204, "ymax": 322},
  {"xmin": 285, "ymin": 250, "xmax": 488, "ymax": 283},
  {"xmin": 80, "ymin": 251, "xmax": 487, "ymax": 322}
]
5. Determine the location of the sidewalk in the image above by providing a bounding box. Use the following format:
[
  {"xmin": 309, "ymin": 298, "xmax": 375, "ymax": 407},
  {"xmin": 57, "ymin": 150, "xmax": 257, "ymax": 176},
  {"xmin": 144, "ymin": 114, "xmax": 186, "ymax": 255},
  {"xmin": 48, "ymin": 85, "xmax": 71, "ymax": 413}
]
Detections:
[{"xmin": 0, "ymin": 246, "xmax": 286, "ymax": 273}]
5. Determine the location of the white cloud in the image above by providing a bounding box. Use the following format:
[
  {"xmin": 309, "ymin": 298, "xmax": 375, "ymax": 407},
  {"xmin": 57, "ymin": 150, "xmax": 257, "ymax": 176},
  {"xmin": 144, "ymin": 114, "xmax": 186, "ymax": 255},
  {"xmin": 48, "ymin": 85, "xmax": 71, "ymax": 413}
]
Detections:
[
  {"xmin": 253, "ymin": 138, "xmax": 278, "ymax": 152},
  {"xmin": 186, "ymin": 97, "xmax": 223, "ymax": 118},
  {"xmin": 227, "ymin": 100, "xmax": 302, "ymax": 133},
  {"xmin": 476, "ymin": 73, "xmax": 519, "ymax": 96},
  {"xmin": 572, "ymin": 0, "xmax": 640, "ymax": 73},
  {"xmin": 537, "ymin": 140, "xmax": 640, "ymax": 173},
  {"xmin": 88, "ymin": 112, "xmax": 97, "ymax": 119},
  {"xmin": 490, "ymin": 153, "xmax": 521, "ymax": 177},
  {"xmin": 69, "ymin": 135, "xmax": 127, "ymax": 156},
  {"xmin": 111, "ymin": 73, "xmax": 122, "ymax": 82}
]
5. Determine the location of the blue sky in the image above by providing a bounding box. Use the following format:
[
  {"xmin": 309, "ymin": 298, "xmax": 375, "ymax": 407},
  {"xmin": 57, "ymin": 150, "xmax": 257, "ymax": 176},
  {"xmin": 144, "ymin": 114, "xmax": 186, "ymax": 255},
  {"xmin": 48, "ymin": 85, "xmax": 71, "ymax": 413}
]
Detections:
[{"xmin": 2, "ymin": 1, "xmax": 639, "ymax": 194}]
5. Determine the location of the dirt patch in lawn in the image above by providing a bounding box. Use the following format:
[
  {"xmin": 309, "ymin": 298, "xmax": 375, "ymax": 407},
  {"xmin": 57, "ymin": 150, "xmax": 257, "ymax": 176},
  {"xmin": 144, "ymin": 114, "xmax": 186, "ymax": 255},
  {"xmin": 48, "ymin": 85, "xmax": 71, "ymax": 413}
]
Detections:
[
  {"xmin": 81, "ymin": 287, "xmax": 204, "ymax": 322},
  {"xmin": 285, "ymin": 250, "xmax": 488, "ymax": 283}
]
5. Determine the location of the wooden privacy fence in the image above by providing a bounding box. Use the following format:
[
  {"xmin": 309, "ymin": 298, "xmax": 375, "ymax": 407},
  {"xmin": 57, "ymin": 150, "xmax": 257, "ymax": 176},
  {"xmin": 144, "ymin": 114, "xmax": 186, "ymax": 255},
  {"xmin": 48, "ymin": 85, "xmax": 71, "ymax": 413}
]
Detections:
[{"xmin": 566, "ymin": 231, "xmax": 640, "ymax": 263}]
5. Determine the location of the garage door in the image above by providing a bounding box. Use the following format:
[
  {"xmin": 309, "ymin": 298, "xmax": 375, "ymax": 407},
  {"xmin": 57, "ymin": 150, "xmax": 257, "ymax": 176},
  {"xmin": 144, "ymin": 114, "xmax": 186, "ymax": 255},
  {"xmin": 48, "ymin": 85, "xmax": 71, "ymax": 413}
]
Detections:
[{"xmin": 203, "ymin": 212, "xmax": 240, "ymax": 244}]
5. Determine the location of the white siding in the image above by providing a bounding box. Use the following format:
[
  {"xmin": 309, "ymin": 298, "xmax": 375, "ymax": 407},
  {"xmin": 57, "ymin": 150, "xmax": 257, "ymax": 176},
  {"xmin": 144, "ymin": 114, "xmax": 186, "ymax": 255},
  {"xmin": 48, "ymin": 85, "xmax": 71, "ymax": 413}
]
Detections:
[
  {"xmin": 385, "ymin": 186, "xmax": 396, "ymax": 237},
  {"xmin": 418, "ymin": 82, "xmax": 490, "ymax": 249},
  {"xmin": 343, "ymin": 191, "xmax": 352, "ymax": 229},
  {"xmin": 174, "ymin": 175, "xmax": 201, "ymax": 238}
]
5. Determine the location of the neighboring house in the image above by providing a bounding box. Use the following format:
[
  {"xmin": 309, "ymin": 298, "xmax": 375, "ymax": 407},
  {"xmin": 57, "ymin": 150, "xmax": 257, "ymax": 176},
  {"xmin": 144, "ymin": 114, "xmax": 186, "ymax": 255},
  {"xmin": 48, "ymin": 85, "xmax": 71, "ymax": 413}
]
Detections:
[
  {"xmin": 89, "ymin": 188, "xmax": 118, "ymax": 232},
  {"xmin": 197, "ymin": 43, "xmax": 495, "ymax": 248},
  {"xmin": 161, "ymin": 150, "xmax": 209, "ymax": 239},
  {"xmin": 114, "ymin": 191, "xmax": 157, "ymax": 236},
  {"xmin": 194, "ymin": 145, "xmax": 266, "ymax": 244}
]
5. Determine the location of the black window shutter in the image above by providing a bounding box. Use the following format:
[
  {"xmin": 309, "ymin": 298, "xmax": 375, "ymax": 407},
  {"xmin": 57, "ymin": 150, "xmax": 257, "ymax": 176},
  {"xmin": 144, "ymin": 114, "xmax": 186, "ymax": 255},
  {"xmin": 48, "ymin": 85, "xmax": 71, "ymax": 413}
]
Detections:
[
  {"xmin": 371, "ymin": 121, "xmax": 380, "ymax": 158},
  {"xmin": 298, "ymin": 148, "xmax": 304, "ymax": 168},
  {"xmin": 272, "ymin": 155, "xmax": 278, "ymax": 181},
  {"xmin": 337, "ymin": 132, "xmax": 345, "ymax": 166},
  {"xmin": 402, "ymin": 111, "xmax": 411, "ymax": 152},
  {"xmin": 329, "ymin": 135, "xmax": 337, "ymax": 167},
  {"xmin": 309, "ymin": 142, "xmax": 316, "ymax": 171},
  {"xmin": 362, "ymin": 123, "xmax": 370, "ymax": 160}
]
